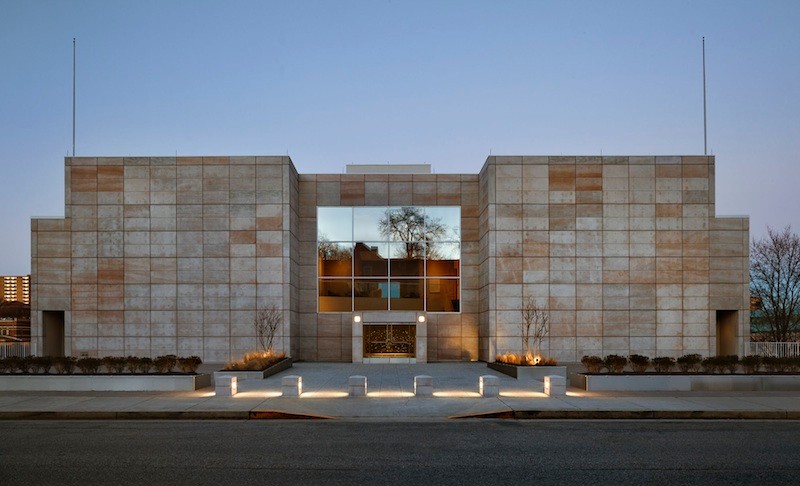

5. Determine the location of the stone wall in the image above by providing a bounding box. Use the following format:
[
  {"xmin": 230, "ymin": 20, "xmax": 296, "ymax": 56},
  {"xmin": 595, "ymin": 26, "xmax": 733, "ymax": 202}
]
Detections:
[
  {"xmin": 32, "ymin": 156, "xmax": 295, "ymax": 362},
  {"xmin": 480, "ymin": 155, "xmax": 749, "ymax": 362},
  {"xmin": 30, "ymin": 154, "xmax": 749, "ymax": 363}
]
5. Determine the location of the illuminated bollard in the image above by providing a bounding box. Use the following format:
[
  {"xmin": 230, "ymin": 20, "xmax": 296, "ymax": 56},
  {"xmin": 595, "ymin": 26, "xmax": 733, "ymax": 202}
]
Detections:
[
  {"xmin": 414, "ymin": 375, "xmax": 433, "ymax": 397},
  {"xmin": 282, "ymin": 375, "xmax": 302, "ymax": 397},
  {"xmin": 479, "ymin": 375, "xmax": 499, "ymax": 398},
  {"xmin": 215, "ymin": 375, "xmax": 237, "ymax": 397},
  {"xmin": 544, "ymin": 375, "xmax": 566, "ymax": 396},
  {"xmin": 349, "ymin": 375, "xmax": 367, "ymax": 397}
]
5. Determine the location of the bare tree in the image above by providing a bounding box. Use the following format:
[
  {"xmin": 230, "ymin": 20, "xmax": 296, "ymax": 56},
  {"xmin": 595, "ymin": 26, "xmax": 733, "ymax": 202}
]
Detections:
[
  {"xmin": 254, "ymin": 304, "xmax": 282, "ymax": 352},
  {"xmin": 317, "ymin": 237, "xmax": 352, "ymax": 261},
  {"xmin": 378, "ymin": 207, "xmax": 446, "ymax": 259},
  {"xmin": 521, "ymin": 297, "xmax": 550, "ymax": 364},
  {"xmin": 751, "ymin": 226, "xmax": 800, "ymax": 342}
]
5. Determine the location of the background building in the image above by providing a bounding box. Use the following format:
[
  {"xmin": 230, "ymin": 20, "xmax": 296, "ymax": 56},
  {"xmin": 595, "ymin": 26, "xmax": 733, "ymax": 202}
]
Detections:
[
  {"xmin": 0, "ymin": 318, "xmax": 31, "ymax": 342},
  {"xmin": 30, "ymin": 155, "xmax": 749, "ymax": 362},
  {"xmin": 2, "ymin": 275, "xmax": 30, "ymax": 304}
]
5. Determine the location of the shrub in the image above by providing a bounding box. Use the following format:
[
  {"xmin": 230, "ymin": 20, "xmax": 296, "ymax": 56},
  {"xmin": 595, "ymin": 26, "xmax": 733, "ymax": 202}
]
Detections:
[
  {"xmin": 741, "ymin": 355, "xmax": 761, "ymax": 374},
  {"xmin": 652, "ymin": 356, "xmax": 676, "ymax": 372},
  {"xmin": 17, "ymin": 356, "xmax": 35, "ymax": 373},
  {"xmin": 178, "ymin": 356, "xmax": 203, "ymax": 374},
  {"xmin": 1, "ymin": 356, "xmax": 19, "ymax": 373},
  {"xmin": 720, "ymin": 355, "xmax": 739, "ymax": 374},
  {"xmin": 581, "ymin": 355, "xmax": 603, "ymax": 373},
  {"xmin": 780, "ymin": 357, "xmax": 795, "ymax": 372},
  {"xmin": 123, "ymin": 356, "xmax": 153, "ymax": 373},
  {"xmin": 31, "ymin": 356, "xmax": 53, "ymax": 373},
  {"xmin": 603, "ymin": 354, "xmax": 627, "ymax": 373},
  {"xmin": 53, "ymin": 356, "xmax": 77, "ymax": 374},
  {"xmin": 496, "ymin": 353, "xmax": 522, "ymax": 365},
  {"xmin": 762, "ymin": 356, "xmax": 796, "ymax": 372},
  {"xmin": 76, "ymin": 357, "xmax": 102, "ymax": 374},
  {"xmin": 788, "ymin": 356, "xmax": 800, "ymax": 373},
  {"xmin": 778, "ymin": 357, "xmax": 793, "ymax": 372},
  {"xmin": 628, "ymin": 354, "xmax": 650, "ymax": 373},
  {"xmin": 762, "ymin": 356, "xmax": 780, "ymax": 372},
  {"xmin": 538, "ymin": 357, "xmax": 558, "ymax": 366},
  {"xmin": 494, "ymin": 353, "xmax": 557, "ymax": 366},
  {"xmin": 5, "ymin": 356, "xmax": 22, "ymax": 373},
  {"xmin": 137, "ymin": 357, "xmax": 153, "ymax": 373},
  {"xmin": 701, "ymin": 356, "xmax": 720, "ymax": 373},
  {"xmin": 223, "ymin": 350, "xmax": 286, "ymax": 371},
  {"xmin": 125, "ymin": 356, "xmax": 140, "ymax": 373},
  {"xmin": 677, "ymin": 354, "xmax": 703, "ymax": 372},
  {"xmin": 102, "ymin": 356, "xmax": 127, "ymax": 374},
  {"xmin": 154, "ymin": 355, "xmax": 178, "ymax": 373}
]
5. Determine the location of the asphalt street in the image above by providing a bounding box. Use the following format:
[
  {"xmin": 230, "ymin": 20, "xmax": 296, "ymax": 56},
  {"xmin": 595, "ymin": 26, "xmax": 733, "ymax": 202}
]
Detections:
[{"xmin": 2, "ymin": 420, "xmax": 799, "ymax": 485}]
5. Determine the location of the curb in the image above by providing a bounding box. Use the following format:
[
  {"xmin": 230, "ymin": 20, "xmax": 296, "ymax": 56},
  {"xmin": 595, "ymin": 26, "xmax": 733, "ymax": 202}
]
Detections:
[
  {"xmin": 0, "ymin": 410, "xmax": 329, "ymax": 421},
  {"xmin": 249, "ymin": 410, "xmax": 331, "ymax": 420},
  {"xmin": 453, "ymin": 410, "xmax": 800, "ymax": 420},
  {"xmin": 2, "ymin": 409, "xmax": 799, "ymax": 421}
]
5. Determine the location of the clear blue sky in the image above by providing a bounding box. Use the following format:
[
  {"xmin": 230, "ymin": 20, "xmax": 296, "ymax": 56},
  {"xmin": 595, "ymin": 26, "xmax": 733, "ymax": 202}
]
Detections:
[{"xmin": 1, "ymin": 0, "xmax": 798, "ymax": 275}]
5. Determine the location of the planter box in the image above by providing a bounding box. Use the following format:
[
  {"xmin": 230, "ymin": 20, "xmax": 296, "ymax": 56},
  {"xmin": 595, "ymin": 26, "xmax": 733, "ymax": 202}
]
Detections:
[
  {"xmin": 580, "ymin": 373, "xmax": 800, "ymax": 392},
  {"xmin": 0, "ymin": 374, "xmax": 211, "ymax": 392},
  {"xmin": 488, "ymin": 362, "xmax": 567, "ymax": 380},
  {"xmin": 214, "ymin": 357, "xmax": 293, "ymax": 383}
]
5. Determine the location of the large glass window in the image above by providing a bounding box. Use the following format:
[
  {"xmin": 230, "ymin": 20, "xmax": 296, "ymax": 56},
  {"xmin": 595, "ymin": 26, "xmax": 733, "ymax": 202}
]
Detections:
[
  {"xmin": 317, "ymin": 206, "xmax": 461, "ymax": 312},
  {"xmin": 424, "ymin": 206, "xmax": 461, "ymax": 241},
  {"xmin": 391, "ymin": 279, "xmax": 424, "ymax": 310},
  {"xmin": 354, "ymin": 279, "xmax": 389, "ymax": 310},
  {"xmin": 426, "ymin": 278, "xmax": 460, "ymax": 312},
  {"xmin": 353, "ymin": 207, "xmax": 386, "ymax": 241},
  {"xmin": 389, "ymin": 242, "xmax": 424, "ymax": 277},
  {"xmin": 354, "ymin": 242, "xmax": 389, "ymax": 277},
  {"xmin": 318, "ymin": 279, "xmax": 353, "ymax": 312},
  {"xmin": 426, "ymin": 242, "xmax": 460, "ymax": 277},
  {"xmin": 317, "ymin": 207, "xmax": 352, "ymax": 241},
  {"xmin": 318, "ymin": 242, "xmax": 353, "ymax": 277}
]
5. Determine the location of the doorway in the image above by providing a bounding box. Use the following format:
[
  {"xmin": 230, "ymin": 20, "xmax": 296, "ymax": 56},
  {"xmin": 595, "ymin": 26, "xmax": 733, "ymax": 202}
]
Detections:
[
  {"xmin": 716, "ymin": 310, "xmax": 738, "ymax": 356},
  {"xmin": 42, "ymin": 311, "xmax": 65, "ymax": 357},
  {"xmin": 363, "ymin": 324, "xmax": 416, "ymax": 358}
]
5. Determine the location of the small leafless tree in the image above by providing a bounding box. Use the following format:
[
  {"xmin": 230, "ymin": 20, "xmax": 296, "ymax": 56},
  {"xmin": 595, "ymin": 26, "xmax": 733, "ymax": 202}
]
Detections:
[
  {"xmin": 254, "ymin": 304, "xmax": 282, "ymax": 352},
  {"xmin": 521, "ymin": 298, "xmax": 550, "ymax": 364},
  {"xmin": 751, "ymin": 226, "xmax": 800, "ymax": 342}
]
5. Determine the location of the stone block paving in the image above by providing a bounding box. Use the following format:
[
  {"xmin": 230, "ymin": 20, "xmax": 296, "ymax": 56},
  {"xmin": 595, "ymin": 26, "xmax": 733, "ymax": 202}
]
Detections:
[{"xmin": 3, "ymin": 362, "xmax": 800, "ymax": 420}]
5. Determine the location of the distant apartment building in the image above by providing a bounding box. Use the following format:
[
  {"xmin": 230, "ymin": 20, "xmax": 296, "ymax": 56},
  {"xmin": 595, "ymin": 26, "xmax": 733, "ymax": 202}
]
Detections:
[
  {"xmin": 2, "ymin": 275, "xmax": 30, "ymax": 304},
  {"xmin": 30, "ymin": 155, "xmax": 750, "ymax": 362}
]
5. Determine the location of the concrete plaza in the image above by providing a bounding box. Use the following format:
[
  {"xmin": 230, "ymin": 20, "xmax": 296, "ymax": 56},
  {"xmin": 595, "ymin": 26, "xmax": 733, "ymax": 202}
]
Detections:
[{"xmin": 2, "ymin": 362, "xmax": 800, "ymax": 420}]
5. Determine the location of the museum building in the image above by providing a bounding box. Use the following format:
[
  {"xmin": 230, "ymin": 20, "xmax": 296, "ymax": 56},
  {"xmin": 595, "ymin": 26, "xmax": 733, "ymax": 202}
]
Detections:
[{"xmin": 30, "ymin": 155, "xmax": 750, "ymax": 363}]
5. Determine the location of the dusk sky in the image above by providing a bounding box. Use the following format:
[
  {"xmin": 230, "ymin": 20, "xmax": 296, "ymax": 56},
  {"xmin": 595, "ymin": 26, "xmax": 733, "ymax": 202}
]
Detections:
[{"xmin": 1, "ymin": 0, "xmax": 798, "ymax": 275}]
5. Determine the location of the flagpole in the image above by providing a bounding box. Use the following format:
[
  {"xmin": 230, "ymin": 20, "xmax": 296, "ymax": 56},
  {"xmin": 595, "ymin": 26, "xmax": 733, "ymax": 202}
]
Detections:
[
  {"xmin": 72, "ymin": 38, "xmax": 76, "ymax": 158},
  {"xmin": 702, "ymin": 36, "xmax": 707, "ymax": 155}
]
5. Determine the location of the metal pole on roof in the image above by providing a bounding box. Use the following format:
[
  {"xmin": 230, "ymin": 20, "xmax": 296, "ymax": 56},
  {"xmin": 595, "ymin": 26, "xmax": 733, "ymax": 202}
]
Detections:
[
  {"xmin": 72, "ymin": 38, "xmax": 76, "ymax": 157},
  {"xmin": 702, "ymin": 36, "xmax": 707, "ymax": 155}
]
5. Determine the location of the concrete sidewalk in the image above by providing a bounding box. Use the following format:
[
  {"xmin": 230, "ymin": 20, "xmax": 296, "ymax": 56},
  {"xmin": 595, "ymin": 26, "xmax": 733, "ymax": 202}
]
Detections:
[{"xmin": 2, "ymin": 362, "xmax": 800, "ymax": 420}]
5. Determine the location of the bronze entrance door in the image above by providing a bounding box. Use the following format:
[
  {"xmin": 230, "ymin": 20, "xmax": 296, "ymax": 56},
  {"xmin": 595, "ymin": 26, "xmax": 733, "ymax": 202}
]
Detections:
[{"xmin": 363, "ymin": 324, "xmax": 416, "ymax": 358}]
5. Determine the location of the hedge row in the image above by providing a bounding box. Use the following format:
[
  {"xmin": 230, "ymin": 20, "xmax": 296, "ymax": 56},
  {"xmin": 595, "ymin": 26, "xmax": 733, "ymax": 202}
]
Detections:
[
  {"xmin": 580, "ymin": 354, "xmax": 800, "ymax": 374},
  {"xmin": 0, "ymin": 355, "xmax": 202, "ymax": 374}
]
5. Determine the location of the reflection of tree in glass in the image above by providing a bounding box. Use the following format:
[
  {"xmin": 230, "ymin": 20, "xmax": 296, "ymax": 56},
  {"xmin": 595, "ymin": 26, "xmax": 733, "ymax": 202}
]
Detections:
[
  {"xmin": 379, "ymin": 207, "xmax": 445, "ymax": 259},
  {"xmin": 317, "ymin": 236, "xmax": 351, "ymax": 260}
]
